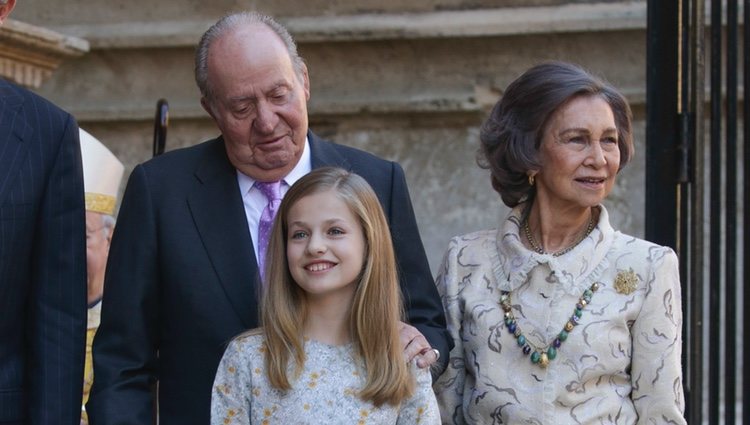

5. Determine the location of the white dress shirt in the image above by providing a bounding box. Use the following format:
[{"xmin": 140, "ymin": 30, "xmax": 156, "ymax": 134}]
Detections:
[{"xmin": 236, "ymin": 138, "xmax": 312, "ymax": 261}]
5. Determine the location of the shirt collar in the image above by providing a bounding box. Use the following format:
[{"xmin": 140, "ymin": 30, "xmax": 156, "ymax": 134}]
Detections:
[{"xmin": 492, "ymin": 204, "xmax": 615, "ymax": 295}]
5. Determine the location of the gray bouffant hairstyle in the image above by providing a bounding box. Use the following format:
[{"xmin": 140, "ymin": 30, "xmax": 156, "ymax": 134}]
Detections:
[
  {"xmin": 478, "ymin": 61, "xmax": 634, "ymax": 207},
  {"xmin": 194, "ymin": 11, "xmax": 306, "ymax": 101}
]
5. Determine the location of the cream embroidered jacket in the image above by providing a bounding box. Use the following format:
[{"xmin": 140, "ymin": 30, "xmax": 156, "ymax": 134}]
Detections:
[{"xmin": 433, "ymin": 205, "xmax": 685, "ymax": 425}]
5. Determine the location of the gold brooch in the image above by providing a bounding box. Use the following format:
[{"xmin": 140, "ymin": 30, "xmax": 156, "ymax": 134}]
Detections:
[{"xmin": 614, "ymin": 269, "xmax": 639, "ymax": 295}]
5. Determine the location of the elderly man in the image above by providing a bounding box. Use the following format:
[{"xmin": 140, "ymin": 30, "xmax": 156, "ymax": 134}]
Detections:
[
  {"xmin": 78, "ymin": 129, "xmax": 124, "ymax": 425},
  {"xmin": 88, "ymin": 12, "xmax": 450, "ymax": 425},
  {"xmin": 0, "ymin": 0, "xmax": 86, "ymax": 423}
]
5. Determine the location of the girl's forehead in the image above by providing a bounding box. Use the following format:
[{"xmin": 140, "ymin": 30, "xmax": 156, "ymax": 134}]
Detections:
[{"xmin": 286, "ymin": 190, "xmax": 357, "ymax": 221}]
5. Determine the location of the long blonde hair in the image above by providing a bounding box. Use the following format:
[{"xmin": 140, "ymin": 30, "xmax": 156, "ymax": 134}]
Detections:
[{"xmin": 261, "ymin": 167, "xmax": 414, "ymax": 406}]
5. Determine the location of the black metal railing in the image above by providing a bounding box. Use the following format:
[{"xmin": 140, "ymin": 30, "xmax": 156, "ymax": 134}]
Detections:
[
  {"xmin": 745, "ymin": 1, "xmax": 750, "ymax": 421},
  {"xmin": 646, "ymin": 0, "xmax": 746, "ymax": 423}
]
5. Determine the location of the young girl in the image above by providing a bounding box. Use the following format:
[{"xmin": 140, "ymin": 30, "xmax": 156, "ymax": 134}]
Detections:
[{"xmin": 211, "ymin": 167, "xmax": 439, "ymax": 424}]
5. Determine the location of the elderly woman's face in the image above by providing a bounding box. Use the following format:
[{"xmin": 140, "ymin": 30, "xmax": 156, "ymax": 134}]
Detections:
[{"xmin": 535, "ymin": 95, "xmax": 620, "ymax": 211}]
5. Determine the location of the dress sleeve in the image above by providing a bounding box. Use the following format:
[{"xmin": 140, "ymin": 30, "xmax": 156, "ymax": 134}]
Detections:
[
  {"xmin": 397, "ymin": 363, "xmax": 440, "ymax": 425},
  {"xmin": 211, "ymin": 339, "xmax": 252, "ymax": 425},
  {"xmin": 432, "ymin": 238, "xmax": 466, "ymax": 424},
  {"xmin": 630, "ymin": 247, "xmax": 686, "ymax": 424}
]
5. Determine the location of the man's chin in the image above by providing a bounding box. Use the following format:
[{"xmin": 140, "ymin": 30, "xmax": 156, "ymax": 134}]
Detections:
[
  {"xmin": 237, "ymin": 158, "xmax": 298, "ymax": 180},
  {"xmin": 258, "ymin": 153, "xmax": 296, "ymax": 170}
]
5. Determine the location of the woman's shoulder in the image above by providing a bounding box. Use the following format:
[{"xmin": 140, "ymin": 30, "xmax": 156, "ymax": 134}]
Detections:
[
  {"xmin": 441, "ymin": 228, "xmax": 499, "ymax": 266},
  {"xmin": 609, "ymin": 231, "xmax": 679, "ymax": 269},
  {"xmin": 597, "ymin": 206, "xmax": 676, "ymax": 259},
  {"xmin": 448, "ymin": 228, "xmax": 498, "ymax": 249},
  {"xmin": 611, "ymin": 231, "xmax": 675, "ymax": 253}
]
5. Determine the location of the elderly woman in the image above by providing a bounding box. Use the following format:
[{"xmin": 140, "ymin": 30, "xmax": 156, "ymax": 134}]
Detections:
[{"xmin": 433, "ymin": 62, "xmax": 685, "ymax": 424}]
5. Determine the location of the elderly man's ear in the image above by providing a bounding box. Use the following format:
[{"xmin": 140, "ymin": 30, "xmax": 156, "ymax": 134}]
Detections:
[{"xmin": 0, "ymin": 0, "xmax": 16, "ymax": 24}]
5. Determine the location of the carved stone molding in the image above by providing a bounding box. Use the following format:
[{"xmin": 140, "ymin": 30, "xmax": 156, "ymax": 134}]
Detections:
[{"xmin": 0, "ymin": 18, "xmax": 88, "ymax": 88}]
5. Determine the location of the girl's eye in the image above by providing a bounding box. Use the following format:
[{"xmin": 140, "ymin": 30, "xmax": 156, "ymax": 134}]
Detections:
[
  {"xmin": 328, "ymin": 228, "xmax": 344, "ymax": 236},
  {"xmin": 290, "ymin": 230, "xmax": 307, "ymax": 240}
]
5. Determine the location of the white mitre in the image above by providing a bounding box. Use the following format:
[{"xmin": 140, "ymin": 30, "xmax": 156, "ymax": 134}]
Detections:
[{"xmin": 79, "ymin": 128, "xmax": 124, "ymax": 215}]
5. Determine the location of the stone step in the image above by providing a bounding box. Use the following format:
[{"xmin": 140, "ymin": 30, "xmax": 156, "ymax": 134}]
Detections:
[{"xmin": 49, "ymin": 2, "xmax": 646, "ymax": 49}]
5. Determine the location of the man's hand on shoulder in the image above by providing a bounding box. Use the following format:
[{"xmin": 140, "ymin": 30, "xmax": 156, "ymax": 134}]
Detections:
[{"xmin": 399, "ymin": 321, "xmax": 440, "ymax": 369}]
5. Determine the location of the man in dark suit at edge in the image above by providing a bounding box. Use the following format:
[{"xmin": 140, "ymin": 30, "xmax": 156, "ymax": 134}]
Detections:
[
  {"xmin": 0, "ymin": 0, "xmax": 87, "ymax": 423},
  {"xmin": 88, "ymin": 11, "xmax": 450, "ymax": 424}
]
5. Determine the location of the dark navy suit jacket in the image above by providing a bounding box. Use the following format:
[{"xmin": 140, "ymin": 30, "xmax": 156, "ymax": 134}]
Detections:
[
  {"xmin": 88, "ymin": 131, "xmax": 450, "ymax": 424},
  {"xmin": 0, "ymin": 78, "xmax": 87, "ymax": 424}
]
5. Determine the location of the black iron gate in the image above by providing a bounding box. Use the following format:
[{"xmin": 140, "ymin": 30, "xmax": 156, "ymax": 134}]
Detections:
[{"xmin": 646, "ymin": 0, "xmax": 747, "ymax": 423}]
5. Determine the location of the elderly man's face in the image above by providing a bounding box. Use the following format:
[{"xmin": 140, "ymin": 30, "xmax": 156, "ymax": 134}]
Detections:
[
  {"xmin": 202, "ymin": 24, "xmax": 310, "ymax": 182},
  {"xmin": 86, "ymin": 211, "xmax": 111, "ymax": 302}
]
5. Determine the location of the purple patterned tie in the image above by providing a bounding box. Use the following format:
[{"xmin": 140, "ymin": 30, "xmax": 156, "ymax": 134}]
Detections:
[{"xmin": 255, "ymin": 180, "xmax": 282, "ymax": 282}]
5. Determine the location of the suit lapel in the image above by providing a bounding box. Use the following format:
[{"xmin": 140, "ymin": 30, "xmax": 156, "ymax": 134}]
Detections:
[
  {"xmin": 0, "ymin": 80, "xmax": 31, "ymax": 207},
  {"xmin": 187, "ymin": 139, "xmax": 259, "ymax": 328},
  {"xmin": 308, "ymin": 131, "xmax": 351, "ymax": 170},
  {"xmin": 185, "ymin": 132, "xmax": 350, "ymax": 328}
]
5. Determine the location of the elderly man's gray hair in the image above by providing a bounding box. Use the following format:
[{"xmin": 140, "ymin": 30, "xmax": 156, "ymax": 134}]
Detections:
[{"xmin": 194, "ymin": 11, "xmax": 305, "ymax": 101}]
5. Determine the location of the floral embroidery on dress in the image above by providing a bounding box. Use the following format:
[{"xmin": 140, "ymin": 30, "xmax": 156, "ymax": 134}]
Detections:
[{"xmin": 211, "ymin": 334, "xmax": 439, "ymax": 424}]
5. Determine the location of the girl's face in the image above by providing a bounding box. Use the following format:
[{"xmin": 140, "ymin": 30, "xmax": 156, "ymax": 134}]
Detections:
[
  {"xmin": 285, "ymin": 189, "xmax": 366, "ymax": 303},
  {"xmin": 535, "ymin": 95, "xmax": 621, "ymax": 212}
]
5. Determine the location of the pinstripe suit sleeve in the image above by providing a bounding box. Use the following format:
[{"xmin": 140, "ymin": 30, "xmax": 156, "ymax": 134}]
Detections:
[{"xmin": 27, "ymin": 110, "xmax": 87, "ymax": 424}]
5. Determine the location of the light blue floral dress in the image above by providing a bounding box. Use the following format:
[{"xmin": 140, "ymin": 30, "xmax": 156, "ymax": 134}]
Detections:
[{"xmin": 212, "ymin": 333, "xmax": 440, "ymax": 424}]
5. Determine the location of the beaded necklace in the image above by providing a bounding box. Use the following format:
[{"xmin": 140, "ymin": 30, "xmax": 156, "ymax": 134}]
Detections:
[
  {"xmin": 501, "ymin": 282, "xmax": 599, "ymax": 368},
  {"xmin": 523, "ymin": 212, "xmax": 595, "ymax": 257}
]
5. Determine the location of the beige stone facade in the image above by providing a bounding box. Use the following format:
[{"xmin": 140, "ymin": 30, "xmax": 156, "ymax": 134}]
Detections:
[
  {"xmin": 11, "ymin": 1, "xmax": 649, "ymax": 272},
  {"xmin": 0, "ymin": 18, "xmax": 88, "ymax": 88}
]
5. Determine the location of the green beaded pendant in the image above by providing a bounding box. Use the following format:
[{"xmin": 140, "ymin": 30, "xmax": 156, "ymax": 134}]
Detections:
[
  {"xmin": 501, "ymin": 281, "xmax": 601, "ymax": 369},
  {"xmin": 547, "ymin": 347, "xmax": 557, "ymax": 360}
]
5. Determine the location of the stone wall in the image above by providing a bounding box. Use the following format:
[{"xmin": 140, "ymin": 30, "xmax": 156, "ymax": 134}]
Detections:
[{"xmin": 13, "ymin": 1, "xmax": 648, "ymax": 273}]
